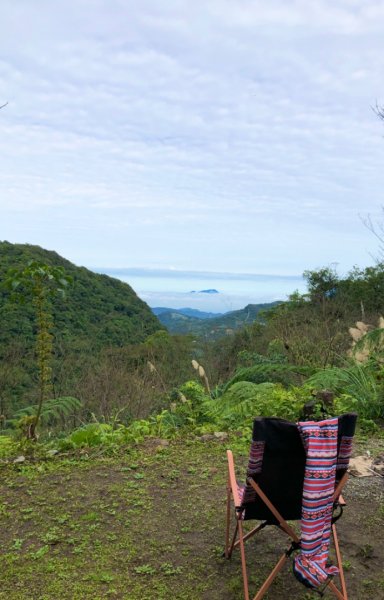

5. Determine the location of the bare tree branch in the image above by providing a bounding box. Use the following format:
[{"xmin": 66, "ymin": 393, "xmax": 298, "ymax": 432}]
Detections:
[
  {"xmin": 360, "ymin": 210, "xmax": 384, "ymax": 261},
  {"xmin": 0, "ymin": 102, "xmax": 8, "ymax": 110},
  {"xmin": 373, "ymin": 101, "xmax": 384, "ymax": 121}
]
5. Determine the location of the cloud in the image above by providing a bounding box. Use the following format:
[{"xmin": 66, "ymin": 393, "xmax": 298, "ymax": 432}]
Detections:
[{"xmin": 1, "ymin": 1, "xmax": 384, "ymax": 275}]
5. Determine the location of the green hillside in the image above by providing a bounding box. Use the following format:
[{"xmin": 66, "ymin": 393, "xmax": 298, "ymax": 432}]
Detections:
[
  {"xmin": 157, "ymin": 302, "xmax": 281, "ymax": 338},
  {"xmin": 0, "ymin": 241, "xmax": 162, "ymax": 352},
  {"xmin": 0, "ymin": 242, "xmax": 163, "ymax": 415}
]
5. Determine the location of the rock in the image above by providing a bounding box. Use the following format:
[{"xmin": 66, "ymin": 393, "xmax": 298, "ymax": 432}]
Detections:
[
  {"xmin": 213, "ymin": 431, "xmax": 228, "ymax": 441},
  {"xmin": 372, "ymin": 454, "xmax": 384, "ymax": 477},
  {"xmin": 13, "ymin": 455, "xmax": 26, "ymax": 464},
  {"xmin": 152, "ymin": 438, "xmax": 169, "ymax": 447},
  {"xmin": 47, "ymin": 449, "xmax": 59, "ymax": 456},
  {"xmin": 349, "ymin": 456, "xmax": 375, "ymax": 477},
  {"xmin": 199, "ymin": 432, "xmax": 228, "ymax": 442}
]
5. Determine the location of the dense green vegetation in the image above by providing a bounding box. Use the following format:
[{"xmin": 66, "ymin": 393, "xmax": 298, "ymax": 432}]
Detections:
[
  {"xmin": 0, "ymin": 241, "xmax": 162, "ymax": 351},
  {"xmin": 1, "ymin": 242, "xmax": 384, "ymax": 439}
]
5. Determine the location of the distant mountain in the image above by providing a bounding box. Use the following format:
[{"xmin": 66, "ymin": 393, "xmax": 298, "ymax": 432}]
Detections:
[
  {"xmin": 152, "ymin": 307, "xmax": 222, "ymax": 320},
  {"xmin": 189, "ymin": 289, "xmax": 219, "ymax": 294},
  {"xmin": 178, "ymin": 307, "xmax": 222, "ymax": 319},
  {"xmin": 155, "ymin": 302, "xmax": 281, "ymax": 338}
]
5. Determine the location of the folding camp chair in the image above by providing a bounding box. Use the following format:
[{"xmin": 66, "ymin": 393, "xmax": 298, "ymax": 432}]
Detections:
[{"xmin": 225, "ymin": 414, "xmax": 357, "ymax": 600}]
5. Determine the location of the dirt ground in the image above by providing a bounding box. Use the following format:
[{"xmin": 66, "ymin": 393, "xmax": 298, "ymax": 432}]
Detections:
[{"xmin": 0, "ymin": 437, "xmax": 383, "ymax": 599}]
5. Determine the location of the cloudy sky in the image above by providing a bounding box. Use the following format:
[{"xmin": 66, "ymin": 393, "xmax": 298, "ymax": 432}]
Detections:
[{"xmin": 1, "ymin": 1, "xmax": 384, "ymax": 307}]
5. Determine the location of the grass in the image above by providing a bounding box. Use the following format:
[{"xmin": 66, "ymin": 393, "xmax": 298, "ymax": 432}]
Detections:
[{"xmin": 0, "ymin": 436, "xmax": 383, "ymax": 599}]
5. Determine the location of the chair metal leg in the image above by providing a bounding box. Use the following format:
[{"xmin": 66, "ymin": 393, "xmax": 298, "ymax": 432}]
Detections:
[
  {"xmin": 328, "ymin": 580, "xmax": 346, "ymax": 600},
  {"xmin": 238, "ymin": 521, "xmax": 250, "ymax": 600},
  {"xmin": 332, "ymin": 523, "xmax": 348, "ymax": 599},
  {"xmin": 234, "ymin": 522, "xmax": 266, "ymax": 549},
  {"xmin": 252, "ymin": 552, "xmax": 288, "ymax": 600},
  {"xmin": 229, "ymin": 520, "xmax": 240, "ymax": 558},
  {"xmin": 225, "ymin": 482, "xmax": 231, "ymax": 558}
]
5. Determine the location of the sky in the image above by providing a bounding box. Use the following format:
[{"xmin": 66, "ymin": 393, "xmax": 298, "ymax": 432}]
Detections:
[{"xmin": 1, "ymin": 1, "xmax": 384, "ymax": 310}]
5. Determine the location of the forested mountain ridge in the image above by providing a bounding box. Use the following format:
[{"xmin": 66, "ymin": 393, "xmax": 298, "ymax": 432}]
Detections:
[
  {"xmin": 156, "ymin": 302, "xmax": 281, "ymax": 337},
  {"xmin": 0, "ymin": 241, "xmax": 163, "ymax": 355},
  {"xmin": 152, "ymin": 307, "xmax": 222, "ymax": 319}
]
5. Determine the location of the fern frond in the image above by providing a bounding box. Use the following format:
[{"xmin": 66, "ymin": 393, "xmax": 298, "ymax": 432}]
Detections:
[
  {"xmin": 225, "ymin": 363, "xmax": 315, "ymax": 391},
  {"xmin": 306, "ymin": 365, "xmax": 381, "ymax": 418},
  {"xmin": 11, "ymin": 396, "xmax": 82, "ymax": 426}
]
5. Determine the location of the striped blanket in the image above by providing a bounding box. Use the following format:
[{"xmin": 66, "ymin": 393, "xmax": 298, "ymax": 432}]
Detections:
[{"xmin": 293, "ymin": 417, "xmax": 339, "ymax": 589}]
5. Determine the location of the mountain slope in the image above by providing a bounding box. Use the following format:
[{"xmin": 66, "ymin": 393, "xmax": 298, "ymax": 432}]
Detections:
[{"xmin": 0, "ymin": 241, "xmax": 162, "ymax": 355}]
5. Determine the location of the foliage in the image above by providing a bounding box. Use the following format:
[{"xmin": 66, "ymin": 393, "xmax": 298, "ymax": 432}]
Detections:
[
  {"xmin": 0, "ymin": 435, "xmax": 18, "ymax": 458},
  {"xmin": 8, "ymin": 396, "xmax": 82, "ymax": 430},
  {"xmin": 225, "ymin": 363, "xmax": 314, "ymax": 390},
  {"xmin": 210, "ymin": 381, "xmax": 309, "ymax": 427},
  {"xmin": 3, "ymin": 244, "xmax": 384, "ymax": 443},
  {"xmin": 306, "ymin": 364, "xmax": 383, "ymax": 419},
  {"xmin": 303, "ymin": 266, "xmax": 339, "ymax": 303},
  {"xmin": 0, "ymin": 242, "xmax": 162, "ymax": 352},
  {"xmin": 0, "ymin": 242, "xmax": 163, "ymax": 417},
  {"xmin": 61, "ymin": 423, "xmax": 117, "ymax": 449}
]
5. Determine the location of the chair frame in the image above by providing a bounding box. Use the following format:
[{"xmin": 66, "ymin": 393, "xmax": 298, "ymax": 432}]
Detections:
[{"xmin": 225, "ymin": 449, "xmax": 349, "ymax": 600}]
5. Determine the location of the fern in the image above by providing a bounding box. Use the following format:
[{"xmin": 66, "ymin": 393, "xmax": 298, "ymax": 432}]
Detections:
[
  {"xmin": 9, "ymin": 396, "xmax": 82, "ymax": 427},
  {"xmin": 209, "ymin": 381, "xmax": 308, "ymax": 425},
  {"xmin": 306, "ymin": 365, "xmax": 382, "ymax": 419},
  {"xmin": 225, "ymin": 363, "xmax": 315, "ymax": 391}
]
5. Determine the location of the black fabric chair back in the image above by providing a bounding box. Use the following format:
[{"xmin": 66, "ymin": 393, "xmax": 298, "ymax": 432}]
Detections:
[{"xmin": 242, "ymin": 413, "xmax": 357, "ymax": 522}]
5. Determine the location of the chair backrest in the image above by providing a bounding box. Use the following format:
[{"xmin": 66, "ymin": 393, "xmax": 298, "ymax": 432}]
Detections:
[{"xmin": 241, "ymin": 413, "xmax": 357, "ymax": 522}]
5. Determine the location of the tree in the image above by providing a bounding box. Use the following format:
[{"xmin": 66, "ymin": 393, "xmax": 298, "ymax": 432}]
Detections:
[
  {"xmin": 5, "ymin": 261, "xmax": 72, "ymax": 438},
  {"xmin": 303, "ymin": 267, "xmax": 339, "ymax": 303}
]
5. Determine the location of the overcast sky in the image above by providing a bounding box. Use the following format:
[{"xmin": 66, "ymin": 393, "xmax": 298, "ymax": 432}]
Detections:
[{"xmin": 1, "ymin": 0, "xmax": 384, "ymax": 281}]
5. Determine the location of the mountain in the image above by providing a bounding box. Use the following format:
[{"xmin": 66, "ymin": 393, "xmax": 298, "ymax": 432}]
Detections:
[
  {"xmin": 189, "ymin": 288, "xmax": 219, "ymax": 294},
  {"xmin": 0, "ymin": 241, "xmax": 162, "ymax": 355},
  {"xmin": 155, "ymin": 302, "xmax": 281, "ymax": 338},
  {"xmin": 152, "ymin": 307, "xmax": 222, "ymax": 319}
]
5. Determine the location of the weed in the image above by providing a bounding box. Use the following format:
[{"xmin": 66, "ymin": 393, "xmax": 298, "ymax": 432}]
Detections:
[{"xmin": 134, "ymin": 564, "xmax": 157, "ymax": 576}]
